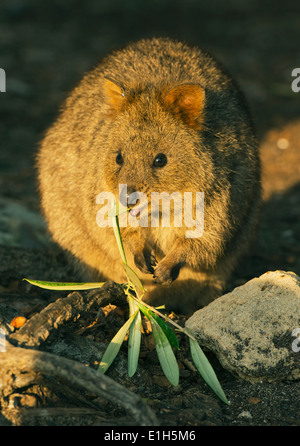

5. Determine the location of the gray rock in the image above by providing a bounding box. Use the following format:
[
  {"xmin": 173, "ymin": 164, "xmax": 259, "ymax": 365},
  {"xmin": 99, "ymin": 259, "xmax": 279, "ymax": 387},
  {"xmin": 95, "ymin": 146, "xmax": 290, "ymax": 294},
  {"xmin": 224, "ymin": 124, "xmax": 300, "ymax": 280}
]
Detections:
[{"xmin": 186, "ymin": 271, "xmax": 300, "ymax": 382}]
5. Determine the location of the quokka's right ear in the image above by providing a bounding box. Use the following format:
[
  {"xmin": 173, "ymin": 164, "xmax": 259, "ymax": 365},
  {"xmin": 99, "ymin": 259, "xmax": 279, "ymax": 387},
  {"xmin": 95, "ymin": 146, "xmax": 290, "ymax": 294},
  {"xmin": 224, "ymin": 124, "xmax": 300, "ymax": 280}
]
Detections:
[
  {"xmin": 161, "ymin": 83, "xmax": 206, "ymax": 130},
  {"xmin": 103, "ymin": 77, "xmax": 126, "ymax": 115}
]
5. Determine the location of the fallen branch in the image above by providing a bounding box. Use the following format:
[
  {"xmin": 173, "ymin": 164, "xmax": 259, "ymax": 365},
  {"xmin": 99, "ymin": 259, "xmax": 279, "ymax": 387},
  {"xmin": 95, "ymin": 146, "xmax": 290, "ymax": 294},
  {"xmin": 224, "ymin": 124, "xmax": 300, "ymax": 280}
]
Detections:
[
  {"xmin": 9, "ymin": 281, "xmax": 126, "ymax": 348},
  {"xmin": 0, "ymin": 342, "xmax": 158, "ymax": 426}
]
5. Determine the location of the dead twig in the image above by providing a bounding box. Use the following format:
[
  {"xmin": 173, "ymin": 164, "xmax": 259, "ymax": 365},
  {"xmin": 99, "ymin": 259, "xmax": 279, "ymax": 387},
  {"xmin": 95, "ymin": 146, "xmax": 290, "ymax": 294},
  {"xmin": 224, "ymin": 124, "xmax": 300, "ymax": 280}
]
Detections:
[
  {"xmin": 0, "ymin": 342, "xmax": 158, "ymax": 426},
  {"xmin": 9, "ymin": 281, "xmax": 126, "ymax": 348}
]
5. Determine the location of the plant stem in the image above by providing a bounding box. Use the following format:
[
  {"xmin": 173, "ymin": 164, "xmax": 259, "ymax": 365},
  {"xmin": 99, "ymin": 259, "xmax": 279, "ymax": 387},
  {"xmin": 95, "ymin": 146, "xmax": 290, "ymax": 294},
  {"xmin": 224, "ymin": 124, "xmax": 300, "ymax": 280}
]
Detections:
[
  {"xmin": 128, "ymin": 292, "xmax": 197, "ymax": 342},
  {"xmin": 113, "ymin": 214, "xmax": 127, "ymax": 265}
]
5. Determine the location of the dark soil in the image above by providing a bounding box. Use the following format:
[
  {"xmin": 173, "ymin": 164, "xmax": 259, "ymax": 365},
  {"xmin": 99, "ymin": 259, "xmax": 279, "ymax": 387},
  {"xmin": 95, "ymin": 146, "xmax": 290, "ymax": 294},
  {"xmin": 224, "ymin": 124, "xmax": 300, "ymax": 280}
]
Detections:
[{"xmin": 0, "ymin": 0, "xmax": 299, "ymax": 427}]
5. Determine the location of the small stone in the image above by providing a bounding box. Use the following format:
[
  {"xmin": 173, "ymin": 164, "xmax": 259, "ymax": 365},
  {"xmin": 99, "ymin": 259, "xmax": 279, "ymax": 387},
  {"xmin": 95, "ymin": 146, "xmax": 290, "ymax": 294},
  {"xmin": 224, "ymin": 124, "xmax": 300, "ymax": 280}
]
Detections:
[
  {"xmin": 153, "ymin": 375, "xmax": 171, "ymax": 387},
  {"xmin": 237, "ymin": 411, "xmax": 252, "ymax": 419},
  {"xmin": 248, "ymin": 397, "xmax": 261, "ymax": 405},
  {"xmin": 10, "ymin": 316, "xmax": 27, "ymax": 328}
]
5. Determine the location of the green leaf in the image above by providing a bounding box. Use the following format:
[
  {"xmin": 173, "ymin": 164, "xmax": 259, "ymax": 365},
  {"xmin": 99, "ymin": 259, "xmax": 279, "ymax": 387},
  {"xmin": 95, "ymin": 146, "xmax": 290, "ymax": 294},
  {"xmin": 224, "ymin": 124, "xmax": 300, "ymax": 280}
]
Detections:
[
  {"xmin": 189, "ymin": 336, "xmax": 230, "ymax": 405},
  {"xmin": 24, "ymin": 279, "xmax": 105, "ymax": 291},
  {"xmin": 150, "ymin": 316, "xmax": 179, "ymax": 386},
  {"xmin": 98, "ymin": 310, "xmax": 138, "ymax": 374},
  {"xmin": 112, "ymin": 215, "xmax": 127, "ymax": 265},
  {"xmin": 128, "ymin": 300, "xmax": 142, "ymax": 377},
  {"xmin": 123, "ymin": 263, "xmax": 146, "ymax": 294},
  {"xmin": 135, "ymin": 301, "xmax": 179, "ymax": 350},
  {"xmin": 150, "ymin": 312, "xmax": 179, "ymax": 350}
]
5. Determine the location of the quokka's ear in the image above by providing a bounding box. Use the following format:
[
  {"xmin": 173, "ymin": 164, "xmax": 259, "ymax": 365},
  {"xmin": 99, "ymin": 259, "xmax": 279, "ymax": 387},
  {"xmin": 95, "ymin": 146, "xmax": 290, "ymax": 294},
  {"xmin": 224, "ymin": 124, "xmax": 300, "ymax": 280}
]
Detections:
[
  {"xmin": 103, "ymin": 77, "xmax": 126, "ymax": 114},
  {"xmin": 162, "ymin": 83, "xmax": 205, "ymax": 129}
]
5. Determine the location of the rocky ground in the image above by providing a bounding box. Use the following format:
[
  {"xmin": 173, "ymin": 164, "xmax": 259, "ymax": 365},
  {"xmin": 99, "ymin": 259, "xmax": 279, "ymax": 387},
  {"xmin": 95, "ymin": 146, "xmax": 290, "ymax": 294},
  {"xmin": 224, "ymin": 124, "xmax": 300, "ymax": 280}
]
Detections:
[{"xmin": 0, "ymin": 0, "xmax": 299, "ymax": 427}]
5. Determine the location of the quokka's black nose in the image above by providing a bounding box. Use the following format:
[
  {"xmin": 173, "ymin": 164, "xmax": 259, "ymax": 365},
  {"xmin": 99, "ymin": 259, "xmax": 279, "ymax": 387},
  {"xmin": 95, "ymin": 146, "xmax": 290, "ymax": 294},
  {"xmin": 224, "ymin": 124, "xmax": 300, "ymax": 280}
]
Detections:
[{"xmin": 119, "ymin": 184, "xmax": 140, "ymax": 208}]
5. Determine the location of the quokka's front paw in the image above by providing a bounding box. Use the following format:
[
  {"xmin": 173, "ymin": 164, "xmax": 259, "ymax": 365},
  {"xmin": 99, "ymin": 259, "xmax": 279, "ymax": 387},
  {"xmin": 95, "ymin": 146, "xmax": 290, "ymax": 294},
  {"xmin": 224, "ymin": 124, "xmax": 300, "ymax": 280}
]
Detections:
[
  {"xmin": 134, "ymin": 250, "xmax": 157, "ymax": 274},
  {"xmin": 153, "ymin": 259, "xmax": 183, "ymax": 286}
]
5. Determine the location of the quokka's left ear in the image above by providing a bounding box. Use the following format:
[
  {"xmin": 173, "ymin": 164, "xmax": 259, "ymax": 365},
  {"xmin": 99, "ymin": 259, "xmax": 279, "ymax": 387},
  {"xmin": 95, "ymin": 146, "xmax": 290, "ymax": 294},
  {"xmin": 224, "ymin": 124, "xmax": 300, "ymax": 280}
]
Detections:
[
  {"xmin": 161, "ymin": 83, "xmax": 206, "ymax": 130},
  {"xmin": 103, "ymin": 76, "xmax": 126, "ymax": 116}
]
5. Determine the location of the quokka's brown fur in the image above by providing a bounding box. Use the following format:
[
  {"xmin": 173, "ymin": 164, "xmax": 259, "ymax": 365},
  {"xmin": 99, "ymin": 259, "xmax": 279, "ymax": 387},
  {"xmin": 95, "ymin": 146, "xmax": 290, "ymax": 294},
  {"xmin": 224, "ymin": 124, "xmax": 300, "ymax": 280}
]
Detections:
[{"xmin": 37, "ymin": 38, "xmax": 261, "ymax": 313}]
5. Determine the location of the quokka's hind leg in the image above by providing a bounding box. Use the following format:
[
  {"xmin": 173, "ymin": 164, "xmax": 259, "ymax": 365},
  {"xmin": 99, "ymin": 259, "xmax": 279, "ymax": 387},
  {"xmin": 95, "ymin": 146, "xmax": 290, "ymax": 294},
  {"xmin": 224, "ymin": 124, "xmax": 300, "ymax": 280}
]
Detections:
[{"xmin": 143, "ymin": 268, "xmax": 227, "ymax": 314}]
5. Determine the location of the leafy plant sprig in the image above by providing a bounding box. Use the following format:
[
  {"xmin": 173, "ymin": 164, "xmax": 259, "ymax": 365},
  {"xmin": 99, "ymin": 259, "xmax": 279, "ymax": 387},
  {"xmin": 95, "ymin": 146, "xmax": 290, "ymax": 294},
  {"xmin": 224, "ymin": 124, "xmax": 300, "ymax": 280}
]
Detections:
[{"xmin": 25, "ymin": 202, "xmax": 229, "ymax": 405}]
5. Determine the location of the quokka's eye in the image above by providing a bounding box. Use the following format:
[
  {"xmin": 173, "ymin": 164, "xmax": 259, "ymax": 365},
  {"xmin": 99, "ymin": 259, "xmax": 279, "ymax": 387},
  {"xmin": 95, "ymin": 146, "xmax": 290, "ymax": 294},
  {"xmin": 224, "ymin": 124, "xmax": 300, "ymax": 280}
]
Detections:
[
  {"xmin": 116, "ymin": 152, "xmax": 124, "ymax": 165},
  {"xmin": 153, "ymin": 153, "xmax": 167, "ymax": 168}
]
